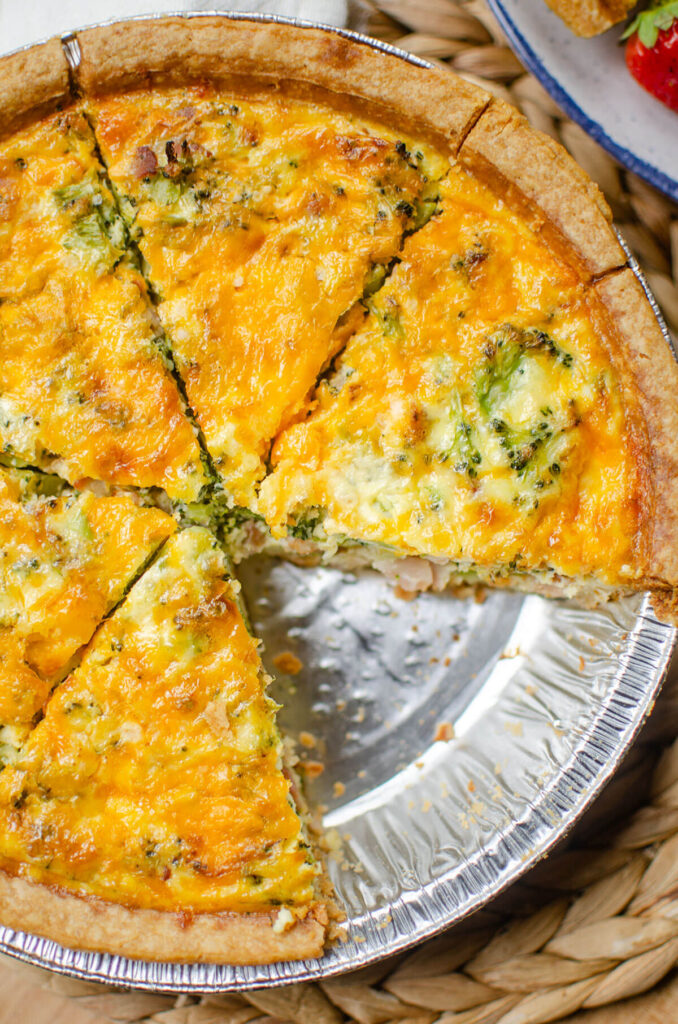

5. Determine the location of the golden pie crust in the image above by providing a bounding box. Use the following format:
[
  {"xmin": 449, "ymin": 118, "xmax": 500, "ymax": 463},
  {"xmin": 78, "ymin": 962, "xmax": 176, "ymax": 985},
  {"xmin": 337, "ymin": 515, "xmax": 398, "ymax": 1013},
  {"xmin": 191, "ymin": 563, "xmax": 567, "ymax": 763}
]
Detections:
[
  {"xmin": 0, "ymin": 871, "xmax": 326, "ymax": 964},
  {"xmin": 0, "ymin": 39, "xmax": 70, "ymax": 138},
  {"xmin": 0, "ymin": 16, "xmax": 675, "ymax": 966}
]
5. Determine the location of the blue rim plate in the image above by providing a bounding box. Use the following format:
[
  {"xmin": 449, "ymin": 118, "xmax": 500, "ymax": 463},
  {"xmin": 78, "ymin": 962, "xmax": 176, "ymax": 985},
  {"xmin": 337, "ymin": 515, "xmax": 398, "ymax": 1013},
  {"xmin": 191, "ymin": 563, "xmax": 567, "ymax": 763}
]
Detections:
[{"xmin": 487, "ymin": 0, "xmax": 678, "ymax": 203}]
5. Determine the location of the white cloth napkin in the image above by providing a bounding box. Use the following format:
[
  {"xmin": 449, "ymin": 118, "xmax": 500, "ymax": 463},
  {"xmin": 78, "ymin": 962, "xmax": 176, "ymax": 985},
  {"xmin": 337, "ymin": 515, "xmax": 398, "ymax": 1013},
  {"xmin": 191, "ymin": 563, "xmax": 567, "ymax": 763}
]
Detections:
[{"xmin": 0, "ymin": 0, "xmax": 362, "ymax": 55}]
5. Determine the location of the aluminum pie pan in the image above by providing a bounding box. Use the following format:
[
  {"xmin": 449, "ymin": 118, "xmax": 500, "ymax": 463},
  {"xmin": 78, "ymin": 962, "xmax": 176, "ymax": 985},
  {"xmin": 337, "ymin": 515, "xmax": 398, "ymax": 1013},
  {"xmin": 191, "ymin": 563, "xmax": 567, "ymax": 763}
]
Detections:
[{"xmin": 0, "ymin": 11, "xmax": 676, "ymax": 993}]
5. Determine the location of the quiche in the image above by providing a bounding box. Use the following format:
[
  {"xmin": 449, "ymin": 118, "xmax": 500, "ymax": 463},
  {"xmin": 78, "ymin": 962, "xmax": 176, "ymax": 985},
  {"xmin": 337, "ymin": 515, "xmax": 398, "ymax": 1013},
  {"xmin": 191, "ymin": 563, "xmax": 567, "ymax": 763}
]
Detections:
[
  {"xmin": 0, "ymin": 527, "xmax": 325, "ymax": 962},
  {"xmin": 0, "ymin": 465, "xmax": 174, "ymax": 764},
  {"xmin": 0, "ymin": 16, "xmax": 675, "ymax": 967},
  {"xmin": 0, "ymin": 96, "xmax": 207, "ymax": 502},
  {"xmin": 87, "ymin": 85, "xmax": 448, "ymax": 508},
  {"xmin": 257, "ymin": 164, "xmax": 646, "ymax": 605}
]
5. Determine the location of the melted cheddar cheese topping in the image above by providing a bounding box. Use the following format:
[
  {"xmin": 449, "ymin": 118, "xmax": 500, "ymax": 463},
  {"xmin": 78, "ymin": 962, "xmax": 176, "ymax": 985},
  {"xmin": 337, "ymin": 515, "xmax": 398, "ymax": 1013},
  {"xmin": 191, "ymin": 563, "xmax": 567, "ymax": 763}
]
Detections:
[
  {"xmin": 0, "ymin": 111, "xmax": 207, "ymax": 501},
  {"xmin": 259, "ymin": 165, "xmax": 640, "ymax": 586},
  {"xmin": 0, "ymin": 527, "xmax": 317, "ymax": 913},
  {"xmin": 91, "ymin": 86, "xmax": 448, "ymax": 506},
  {"xmin": 0, "ymin": 111, "xmax": 125, "ymax": 302},
  {"xmin": 0, "ymin": 466, "xmax": 174, "ymax": 763}
]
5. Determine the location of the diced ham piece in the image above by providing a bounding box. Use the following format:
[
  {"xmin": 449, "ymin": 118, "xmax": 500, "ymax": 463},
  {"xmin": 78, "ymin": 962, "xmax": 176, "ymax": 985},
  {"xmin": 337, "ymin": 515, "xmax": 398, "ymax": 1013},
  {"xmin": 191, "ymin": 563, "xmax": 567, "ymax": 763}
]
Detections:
[
  {"xmin": 287, "ymin": 538, "xmax": 318, "ymax": 557},
  {"xmin": 131, "ymin": 145, "xmax": 157, "ymax": 179},
  {"xmin": 373, "ymin": 555, "xmax": 434, "ymax": 593},
  {"xmin": 430, "ymin": 562, "xmax": 451, "ymax": 591},
  {"xmin": 283, "ymin": 766, "xmax": 302, "ymax": 807}
]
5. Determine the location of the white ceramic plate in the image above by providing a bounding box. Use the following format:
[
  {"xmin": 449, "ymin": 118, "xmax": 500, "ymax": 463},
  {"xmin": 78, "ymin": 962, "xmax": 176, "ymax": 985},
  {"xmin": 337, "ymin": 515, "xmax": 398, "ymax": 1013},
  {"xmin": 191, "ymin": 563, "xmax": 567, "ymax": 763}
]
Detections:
[{"xmin": 487, "ymin": 0, "xmax": 678, "ymax": 202}]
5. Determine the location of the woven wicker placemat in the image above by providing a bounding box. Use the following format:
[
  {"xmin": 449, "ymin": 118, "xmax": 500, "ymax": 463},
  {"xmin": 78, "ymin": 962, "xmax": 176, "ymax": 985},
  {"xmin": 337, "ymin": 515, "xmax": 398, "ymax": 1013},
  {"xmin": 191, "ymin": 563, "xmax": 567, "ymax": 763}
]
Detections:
[{"xmin": 5, "ymin": 2, "xmax": 678, "ymax": 1021}]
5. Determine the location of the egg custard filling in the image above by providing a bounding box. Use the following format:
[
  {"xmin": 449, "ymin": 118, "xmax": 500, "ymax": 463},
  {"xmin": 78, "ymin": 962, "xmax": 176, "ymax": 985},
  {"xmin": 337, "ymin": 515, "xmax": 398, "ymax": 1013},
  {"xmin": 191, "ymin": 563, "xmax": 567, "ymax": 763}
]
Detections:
[{"xmin": 0, "ymin": 18, "xmax": 676, "ymax": 966}]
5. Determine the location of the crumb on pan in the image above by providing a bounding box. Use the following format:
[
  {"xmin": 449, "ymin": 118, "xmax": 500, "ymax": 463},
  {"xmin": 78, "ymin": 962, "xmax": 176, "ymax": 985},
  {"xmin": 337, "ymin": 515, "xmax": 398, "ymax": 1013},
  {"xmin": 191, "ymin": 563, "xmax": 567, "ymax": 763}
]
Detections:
[
  {"xmin": 434, "ymin": 721, "xmax": 455, "ymax": 742},
  {"xmin": 320, "ymin": 827, "xmax": 343, "ymax": 856},
  {"xmin": 272, "ymin": 650, "xmax": 303, "ymax": 675},
  {"xmin": 272, "ymin": 906, "xmax": 295, "ymax": 933}
]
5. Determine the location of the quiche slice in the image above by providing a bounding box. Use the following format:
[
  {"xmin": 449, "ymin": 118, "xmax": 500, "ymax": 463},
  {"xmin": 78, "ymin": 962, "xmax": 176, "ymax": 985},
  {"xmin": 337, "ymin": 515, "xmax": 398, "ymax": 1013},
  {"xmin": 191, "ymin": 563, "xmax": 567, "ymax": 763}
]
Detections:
[
  {"xmin": 82, "ymin": 38, "xmax": 476, "ymax": 508},
  {"xmin": 0, "ymin": 465, "xmax": 175, "ymax": 764},
  {"xmin": 0, "ymin": 72, "xmax": 208, "ymax": 502},
  {"xmin": 0, "ymin": 526, "xmax": 326, "ymax": 963},
  {"xmin": 258, "ymin": 160, "xmax": 678, "ymax": 613}
]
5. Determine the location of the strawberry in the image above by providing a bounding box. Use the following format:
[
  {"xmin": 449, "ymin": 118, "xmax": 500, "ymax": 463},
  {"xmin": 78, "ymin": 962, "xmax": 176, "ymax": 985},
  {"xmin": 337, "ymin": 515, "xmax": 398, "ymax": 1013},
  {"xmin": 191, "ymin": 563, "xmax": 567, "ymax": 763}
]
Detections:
[{"xmin": 622, "ymin": 1, "xmax": 678, "ymax": 113}]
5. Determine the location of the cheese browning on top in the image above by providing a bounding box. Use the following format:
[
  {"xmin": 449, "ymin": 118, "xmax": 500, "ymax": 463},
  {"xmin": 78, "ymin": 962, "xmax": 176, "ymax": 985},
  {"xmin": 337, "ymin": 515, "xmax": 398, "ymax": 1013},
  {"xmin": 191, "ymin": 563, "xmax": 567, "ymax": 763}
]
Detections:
[
  {"xmin": 90, "ymin": 85, "xmax": 448, "ymax": 507},
  {"xmin": 0, "ymin": 465, "xmax": 175, "ymax": 765},
  {"xmin": 0, "ymin": 110, "xmax": 208, "ymax": 501},
  {"xmin": 0, "ymin": 527, "xmax": 319, "ymax": 913},
  {"xmin": 258, "ymin": 164, "xmax": 641, "ymax": 588}
]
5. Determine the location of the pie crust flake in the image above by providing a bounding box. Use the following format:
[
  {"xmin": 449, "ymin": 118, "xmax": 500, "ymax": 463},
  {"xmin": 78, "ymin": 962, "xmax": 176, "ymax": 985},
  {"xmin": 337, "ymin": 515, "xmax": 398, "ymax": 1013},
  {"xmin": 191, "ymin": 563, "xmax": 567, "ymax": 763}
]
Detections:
[{"xmin": 0, "ymin": 17, "xmax": 675, "ymax": 966}]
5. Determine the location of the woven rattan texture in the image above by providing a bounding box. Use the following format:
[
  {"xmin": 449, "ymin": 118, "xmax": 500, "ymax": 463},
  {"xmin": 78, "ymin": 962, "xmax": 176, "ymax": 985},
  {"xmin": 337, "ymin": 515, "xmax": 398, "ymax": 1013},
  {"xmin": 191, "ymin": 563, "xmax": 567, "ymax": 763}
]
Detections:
[{"xmin": 5, "ymin": 1, "xmax": 678, "ymax": 1021}]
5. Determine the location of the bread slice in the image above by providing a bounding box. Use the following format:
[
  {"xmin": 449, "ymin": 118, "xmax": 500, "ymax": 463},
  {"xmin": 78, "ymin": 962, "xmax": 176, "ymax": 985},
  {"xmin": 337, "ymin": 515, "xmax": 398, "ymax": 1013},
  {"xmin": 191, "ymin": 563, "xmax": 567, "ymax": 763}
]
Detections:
[{"xmin": 542, "ymin": 0, "xmax": 636, "ymax": 37}]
